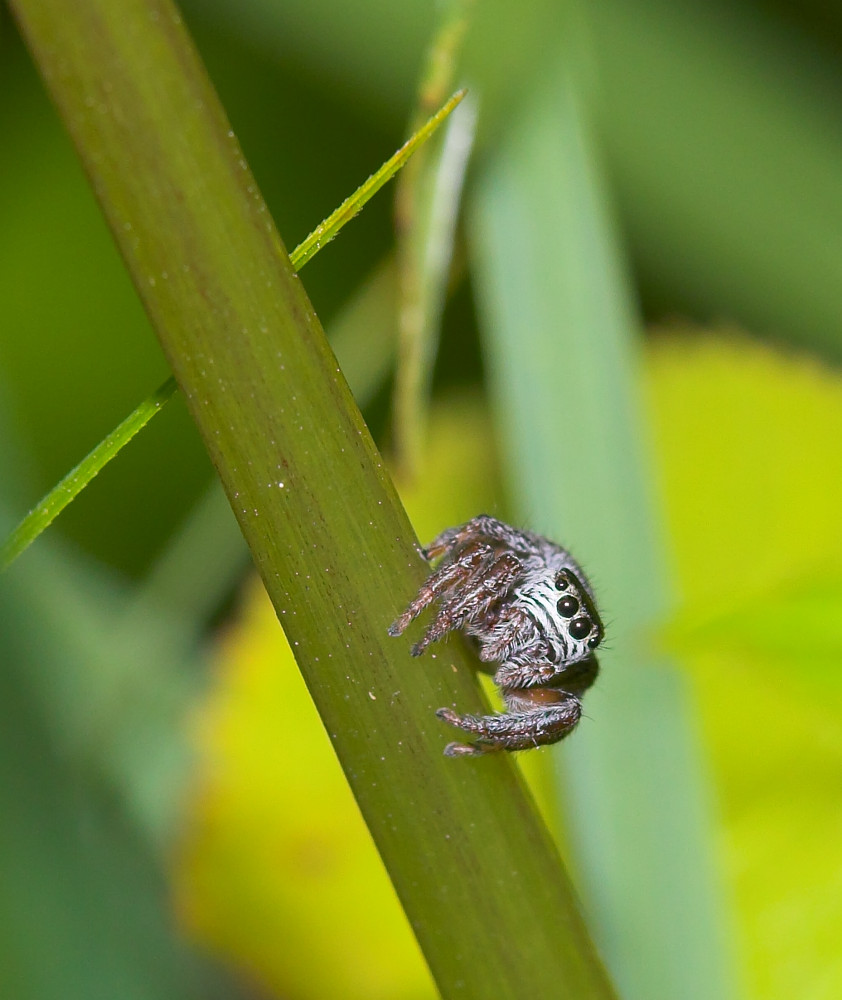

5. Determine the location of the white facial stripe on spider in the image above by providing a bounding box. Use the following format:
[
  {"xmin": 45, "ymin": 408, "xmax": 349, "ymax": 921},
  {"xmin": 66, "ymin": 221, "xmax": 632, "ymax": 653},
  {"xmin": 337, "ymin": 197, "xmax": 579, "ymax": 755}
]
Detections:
[
  {"xmin": 506, "ymin": 563, "xmax": 602, "ymax": 667},
  {"xmin": 388, "ymin": 514, "xmax": 604, "ymax": 757}
]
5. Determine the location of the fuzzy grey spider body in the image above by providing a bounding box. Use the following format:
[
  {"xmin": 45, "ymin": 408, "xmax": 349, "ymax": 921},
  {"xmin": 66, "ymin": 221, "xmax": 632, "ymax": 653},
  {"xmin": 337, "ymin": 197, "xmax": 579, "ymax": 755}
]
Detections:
[{"xmin": 389, "ymin": 515, "xmax": 603, "ymax": 757}]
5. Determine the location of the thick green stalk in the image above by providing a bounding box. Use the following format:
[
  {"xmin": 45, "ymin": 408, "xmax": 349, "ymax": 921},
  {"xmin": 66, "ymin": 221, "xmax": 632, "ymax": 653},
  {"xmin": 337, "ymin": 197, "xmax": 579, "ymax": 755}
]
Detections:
[{"xmin": 11, "ymin": 0, "xmax": 617, "ymax": 996}]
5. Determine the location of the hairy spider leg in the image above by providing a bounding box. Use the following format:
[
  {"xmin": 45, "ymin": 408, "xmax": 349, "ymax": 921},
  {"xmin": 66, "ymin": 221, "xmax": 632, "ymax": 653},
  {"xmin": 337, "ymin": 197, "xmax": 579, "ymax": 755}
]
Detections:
[
  {"xmin": 410, "ymin": 552, "xmax": 522, "ymax": 656},
  {"xmin": 425, "ymin": 514, "xmax": 528, "ymax": 562},
  {"xmin": 455, "ymin": 551, "xmax": 522, "ymax": 628},
  {"xmin": 387, "ymin": 539, "xmax": 494, "ymax": 638},
  {"xmin": 436, "ymin": 688, "xmax": 582, "ymax": 756},
  {"xmin": 423, "ymin": 524, "xmax": 468, "ymax": 561}
]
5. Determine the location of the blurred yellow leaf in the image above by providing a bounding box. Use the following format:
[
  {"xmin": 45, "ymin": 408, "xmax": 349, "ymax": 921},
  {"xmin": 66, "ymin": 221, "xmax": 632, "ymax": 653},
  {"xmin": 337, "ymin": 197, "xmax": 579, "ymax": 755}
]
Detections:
[{"xmin": 646, "ymin": 329, "xmax": 842, "ymax": 1000}]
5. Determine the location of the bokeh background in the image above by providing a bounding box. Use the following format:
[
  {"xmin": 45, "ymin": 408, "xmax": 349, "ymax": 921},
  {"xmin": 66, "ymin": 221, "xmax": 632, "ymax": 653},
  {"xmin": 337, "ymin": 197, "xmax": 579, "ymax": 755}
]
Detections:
[{"xmin": 2, "ymin": 0, "xmax": 842, "ymax": 998}]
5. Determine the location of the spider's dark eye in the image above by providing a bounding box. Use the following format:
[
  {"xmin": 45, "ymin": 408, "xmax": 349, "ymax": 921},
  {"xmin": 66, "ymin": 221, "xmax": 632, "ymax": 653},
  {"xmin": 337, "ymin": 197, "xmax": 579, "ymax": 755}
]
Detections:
[
  {"xmin": 554, "ymin": 570, "xmax": 574, "ymax": 591},
  {"xmin": 556, "ymin": 595, "xmax": 579, "ymax": 618},
  {"xmin": 569, "ymin": 617, "xmax": 591, "ymax": 641},
  {"xmin": 587, "ymin": 634, "xmax": 600, "ymax": 649}
]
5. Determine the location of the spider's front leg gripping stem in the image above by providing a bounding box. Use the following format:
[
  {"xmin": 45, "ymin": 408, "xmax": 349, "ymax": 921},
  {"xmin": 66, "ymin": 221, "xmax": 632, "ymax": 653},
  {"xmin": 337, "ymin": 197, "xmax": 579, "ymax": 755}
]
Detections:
[{"xmin": 388, "ymin": 541, "xmax": 492, "ymax": 638}]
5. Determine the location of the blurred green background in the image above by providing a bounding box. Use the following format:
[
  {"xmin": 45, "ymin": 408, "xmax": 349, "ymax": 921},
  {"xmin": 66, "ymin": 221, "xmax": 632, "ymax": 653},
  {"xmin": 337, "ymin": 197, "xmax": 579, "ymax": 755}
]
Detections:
[{"xmin": 2, "ymin": 0, "xmax": 842, "ymax": 998}]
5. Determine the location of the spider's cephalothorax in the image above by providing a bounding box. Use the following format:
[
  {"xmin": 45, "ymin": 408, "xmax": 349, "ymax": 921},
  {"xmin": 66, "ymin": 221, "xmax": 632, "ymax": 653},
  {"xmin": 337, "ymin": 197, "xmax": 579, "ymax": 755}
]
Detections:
[{"xmin": 388, "ymin": 515, "xmax": 603, "ymax": 757}]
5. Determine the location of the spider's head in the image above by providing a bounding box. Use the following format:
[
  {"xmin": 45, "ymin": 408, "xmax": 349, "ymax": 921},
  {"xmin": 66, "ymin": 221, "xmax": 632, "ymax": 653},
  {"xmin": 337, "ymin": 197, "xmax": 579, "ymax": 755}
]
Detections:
[{"xmin": 551, "ymin": 568, "xmax": 604, "ymax": 660}]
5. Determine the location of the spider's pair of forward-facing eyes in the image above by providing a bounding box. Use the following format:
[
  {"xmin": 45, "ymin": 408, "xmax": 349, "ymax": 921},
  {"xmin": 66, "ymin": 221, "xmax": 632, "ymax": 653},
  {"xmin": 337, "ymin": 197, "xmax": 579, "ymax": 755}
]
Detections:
[{"xmin": 554, "ymin": 569, "xmax": 600, "ymax": 648}]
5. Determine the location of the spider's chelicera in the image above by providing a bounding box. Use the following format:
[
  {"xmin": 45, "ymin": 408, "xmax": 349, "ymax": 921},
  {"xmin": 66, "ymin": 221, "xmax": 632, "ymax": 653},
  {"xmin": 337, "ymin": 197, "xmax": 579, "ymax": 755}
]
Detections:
[{"xmin": 388, "ymin": 515, "xmax": 603, "ymax": 757}]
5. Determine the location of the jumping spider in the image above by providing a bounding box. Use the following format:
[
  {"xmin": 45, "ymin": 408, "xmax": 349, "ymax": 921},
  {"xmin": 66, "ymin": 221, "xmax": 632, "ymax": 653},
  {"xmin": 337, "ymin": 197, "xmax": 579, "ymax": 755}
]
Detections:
[{"xmin": 389, "ymin": 515, "xmax": 603, "ymax": 757}]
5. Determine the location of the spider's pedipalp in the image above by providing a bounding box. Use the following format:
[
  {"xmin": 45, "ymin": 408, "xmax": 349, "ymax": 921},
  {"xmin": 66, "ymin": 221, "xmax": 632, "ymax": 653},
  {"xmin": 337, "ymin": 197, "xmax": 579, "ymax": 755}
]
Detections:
[{"xmin": 493, "ymin": 656, "xmax": 557, "ymax": 689}]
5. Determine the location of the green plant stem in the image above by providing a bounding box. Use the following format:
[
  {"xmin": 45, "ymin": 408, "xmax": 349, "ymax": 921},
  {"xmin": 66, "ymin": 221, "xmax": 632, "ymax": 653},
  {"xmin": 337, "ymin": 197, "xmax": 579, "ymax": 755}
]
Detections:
[{"xmin": 10, "ymin": 0, "xmax": 617, "ymax": 996}]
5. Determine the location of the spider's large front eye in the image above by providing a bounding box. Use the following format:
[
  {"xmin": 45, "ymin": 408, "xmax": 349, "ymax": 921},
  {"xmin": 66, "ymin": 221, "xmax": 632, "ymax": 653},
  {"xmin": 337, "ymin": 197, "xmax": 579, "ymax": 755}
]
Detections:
[
  {"xmin": 569, "ymin": 617, "xmax": 592, "ymax": 641},
  {"xmin": 556, "ymin": 595, "xmax": 579, "ymax": 618}
]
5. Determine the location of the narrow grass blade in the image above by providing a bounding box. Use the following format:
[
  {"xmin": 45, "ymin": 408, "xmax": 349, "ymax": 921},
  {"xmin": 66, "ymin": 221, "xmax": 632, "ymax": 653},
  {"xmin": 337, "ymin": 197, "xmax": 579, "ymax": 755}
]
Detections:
[
  {"xmin": 294, "ymin": 88, "xmax": 465, "ymax": 271},
  {"xmin": 11, "ymin": 1, "xmax": 616, "ymax": 996},
  {"xmin": 0, "ymin": 376, "xmax": 177, "ymax": 570},
  {"xmin": 1, "ymin": 94, "xmax": 462, "ymax": 571}
]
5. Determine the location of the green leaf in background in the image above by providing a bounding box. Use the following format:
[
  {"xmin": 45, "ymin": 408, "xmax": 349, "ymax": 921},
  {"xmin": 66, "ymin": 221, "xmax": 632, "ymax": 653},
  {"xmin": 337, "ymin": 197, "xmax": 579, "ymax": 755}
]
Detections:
[
  {"xmin": 677, "ymin": 572, "xmax": 842, "ymax": 682},
  {"xmin": 194, "ymin": 0, "xmax": 842, "ymax": 366},
  {"xmin": 585, "ymin": 0, "xmax": 842, "ymax": 361},
  {"xmin": 189, "ymin": 0, "xmax": 434, "ymax": 121},
  {"xmin": 645, "ymin": 329, "xmax": 842, "ymax": 1000},
  {"xmin": 468, "ymin": 63, "xmax": 735, "ymax": 1000},
  {"xmin": 0, "ymin": 506, "xmax": 230, "ymax": 999}
]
